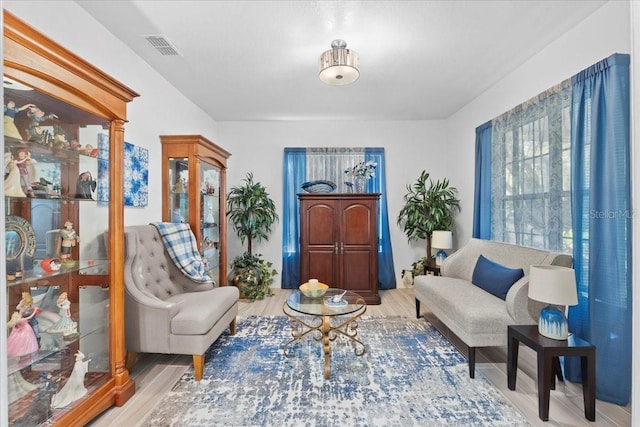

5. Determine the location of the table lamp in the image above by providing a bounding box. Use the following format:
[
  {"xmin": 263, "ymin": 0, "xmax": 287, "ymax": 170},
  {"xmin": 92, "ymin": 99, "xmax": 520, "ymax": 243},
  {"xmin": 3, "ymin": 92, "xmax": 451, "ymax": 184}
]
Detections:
[
  {"xmin": 431, "ymin": 231, "xmax": 453, "ymax": 266},
  {"xmin": 528, "ymin": 265, "xmax": 578, "ymax": 340}
]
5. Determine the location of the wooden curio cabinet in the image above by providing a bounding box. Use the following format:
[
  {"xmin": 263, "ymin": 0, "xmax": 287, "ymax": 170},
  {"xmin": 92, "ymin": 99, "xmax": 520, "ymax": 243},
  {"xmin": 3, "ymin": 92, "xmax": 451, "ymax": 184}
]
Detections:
[
  {"xmin": 160, "ymin": 135, "xmax": 231, "ymax": 286},
  {"xmin": 2, "ymin": 10, "xmax": 139, "ymax": 426},
  {"xmin": 299, "ymin": 194, "xmax": 381, "ymax": 304}
]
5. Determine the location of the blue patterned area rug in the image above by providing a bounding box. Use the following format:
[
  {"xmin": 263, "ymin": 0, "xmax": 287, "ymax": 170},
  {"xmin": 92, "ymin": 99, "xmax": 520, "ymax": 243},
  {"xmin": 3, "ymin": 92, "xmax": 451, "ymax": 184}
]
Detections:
[{"xmin": 142, "ymin": 316, "xmax": 530, "ymax": 427}]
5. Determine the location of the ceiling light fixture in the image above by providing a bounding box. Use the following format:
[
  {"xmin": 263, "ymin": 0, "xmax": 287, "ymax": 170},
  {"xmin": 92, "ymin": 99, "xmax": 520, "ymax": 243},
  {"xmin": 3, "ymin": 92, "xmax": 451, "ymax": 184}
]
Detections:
[{"xmin": 318, "ymin": 39, "xmax": 359, "ymax": 86}]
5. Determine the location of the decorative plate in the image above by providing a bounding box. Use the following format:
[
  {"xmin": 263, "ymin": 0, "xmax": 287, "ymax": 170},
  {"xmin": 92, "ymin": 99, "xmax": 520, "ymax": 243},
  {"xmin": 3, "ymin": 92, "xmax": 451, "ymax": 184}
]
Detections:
[
  {"xmin": 301, "ymin": 180, "xmax": 337, "ymax": 193},
  {"xmin": 5, "ymin": 215, "xmax": 37, "ymax": 260}
]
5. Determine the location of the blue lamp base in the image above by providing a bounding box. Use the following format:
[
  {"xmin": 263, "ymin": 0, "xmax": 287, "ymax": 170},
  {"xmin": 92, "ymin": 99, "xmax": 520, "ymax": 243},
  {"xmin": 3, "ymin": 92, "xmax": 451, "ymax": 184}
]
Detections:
[
  {"xmin": 435, "ymin": 249, "xmax": 447, "ymax": 266},
  {"xmin": 538, "ymin": 305, "xmax": 569, "ymax": 340}
]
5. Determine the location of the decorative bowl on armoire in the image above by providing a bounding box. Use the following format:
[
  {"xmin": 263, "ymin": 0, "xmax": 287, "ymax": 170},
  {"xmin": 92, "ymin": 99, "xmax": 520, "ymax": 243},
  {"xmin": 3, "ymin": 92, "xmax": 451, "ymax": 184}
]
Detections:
[{"xmin": 301, "ymin": 180, "xmax": 337, "ymax": 193}]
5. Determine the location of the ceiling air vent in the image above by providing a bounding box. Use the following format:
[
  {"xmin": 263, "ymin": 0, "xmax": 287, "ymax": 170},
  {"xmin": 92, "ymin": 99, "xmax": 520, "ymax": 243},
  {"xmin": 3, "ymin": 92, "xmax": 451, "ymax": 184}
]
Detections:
[{"xmin": 143, "ymin": 35, "xmax": 182, "ymax": 56}]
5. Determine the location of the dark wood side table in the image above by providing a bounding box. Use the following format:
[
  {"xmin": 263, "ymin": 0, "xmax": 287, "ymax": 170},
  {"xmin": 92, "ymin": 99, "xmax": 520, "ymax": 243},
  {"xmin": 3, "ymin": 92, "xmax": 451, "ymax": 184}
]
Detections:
[
  {"xmin": 423, "ymin": 262, "xmax": 441, "ymax": 276},
  {"xmin": 507, "ymin": 324, "xmax": 596, "ymax": 422}
]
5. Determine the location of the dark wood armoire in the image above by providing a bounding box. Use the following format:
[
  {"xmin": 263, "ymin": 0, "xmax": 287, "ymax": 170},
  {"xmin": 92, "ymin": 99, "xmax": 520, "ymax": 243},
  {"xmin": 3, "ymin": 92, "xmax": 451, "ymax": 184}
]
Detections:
[{"xmin": 299, "ymin": 193, "xmax": 381, "ymax": 304}]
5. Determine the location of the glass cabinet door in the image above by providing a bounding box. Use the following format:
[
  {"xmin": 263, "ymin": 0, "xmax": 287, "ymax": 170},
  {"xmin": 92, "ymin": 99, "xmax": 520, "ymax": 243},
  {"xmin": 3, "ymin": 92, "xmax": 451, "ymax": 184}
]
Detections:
[
  {"xmin": 168, "ymin": 157, "xmax": 189, "ymax": 223},
  {"xmin": 161, "ymin": 134, "xmax": 230, "ymax": 288},
  {"xmin": 200, "ymin": 162, "xmax": 220, "ymax": 282},
  {"xmin": 4, "ymin": 78, "xmax": 112, "ymax": 425}
]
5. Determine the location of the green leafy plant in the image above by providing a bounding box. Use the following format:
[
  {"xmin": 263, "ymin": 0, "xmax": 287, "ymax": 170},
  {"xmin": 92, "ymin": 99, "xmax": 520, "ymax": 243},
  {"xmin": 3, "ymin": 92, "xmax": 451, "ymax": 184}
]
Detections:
[
  {"xmin": 397, "ymin": 170, "xmax": 460, "ymax": 258},
  {"xmin": 229, "ymin": 252, "xmax": 276, "ymax": 300},
  {"xmin": 226, "ymin": 172, "xmax": 279, "ymax": 299},
  {"xmin": 410, "ymin": 256, "xmax": 431, "ymax": 278},
  {"xmin": 227, "ymin": 172, "xmax": 279, "ymax": 254}
]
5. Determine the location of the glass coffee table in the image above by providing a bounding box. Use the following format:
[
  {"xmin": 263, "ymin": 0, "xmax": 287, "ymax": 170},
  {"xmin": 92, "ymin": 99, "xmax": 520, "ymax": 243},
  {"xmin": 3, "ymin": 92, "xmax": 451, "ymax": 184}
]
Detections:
[{"xmin": 283, "ymin": 288, "xmax": 367, "ymax": 379}]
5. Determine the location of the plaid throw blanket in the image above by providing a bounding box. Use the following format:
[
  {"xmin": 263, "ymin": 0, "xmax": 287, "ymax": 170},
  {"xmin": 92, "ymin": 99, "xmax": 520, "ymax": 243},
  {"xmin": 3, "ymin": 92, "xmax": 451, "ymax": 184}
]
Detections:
[{"xmin": 151, "ymin": 222, "xmax": 212, "ymax": 284}]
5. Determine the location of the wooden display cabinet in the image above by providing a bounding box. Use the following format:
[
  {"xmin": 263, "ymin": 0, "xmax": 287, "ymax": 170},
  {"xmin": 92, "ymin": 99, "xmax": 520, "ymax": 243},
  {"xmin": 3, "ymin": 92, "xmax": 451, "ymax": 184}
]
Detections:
[
  {"xmin": 299, "ymin": 193, "xmax": 381, "ymax": 304},
  {"xmin": 2, "ymin": 11, "xmax": 139, "ymax": 426},
  {"xmin": 160, "ymin": 135, "xmax": 231, "ymax": 286}
]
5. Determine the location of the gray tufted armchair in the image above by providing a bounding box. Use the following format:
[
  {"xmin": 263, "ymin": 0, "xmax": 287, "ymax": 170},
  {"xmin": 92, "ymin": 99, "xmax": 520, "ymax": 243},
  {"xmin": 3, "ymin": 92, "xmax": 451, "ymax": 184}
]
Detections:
[{"xmin": 123, "ymin": 224, "xmax": 239, "ymax": 380}]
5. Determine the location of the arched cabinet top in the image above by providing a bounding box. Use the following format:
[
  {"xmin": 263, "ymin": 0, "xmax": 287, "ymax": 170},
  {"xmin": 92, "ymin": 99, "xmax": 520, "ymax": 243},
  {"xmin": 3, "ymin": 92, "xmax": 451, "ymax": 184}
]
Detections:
[{"xmin": 3, "ymin": 10, "xmax": 139, "ymax": 121}]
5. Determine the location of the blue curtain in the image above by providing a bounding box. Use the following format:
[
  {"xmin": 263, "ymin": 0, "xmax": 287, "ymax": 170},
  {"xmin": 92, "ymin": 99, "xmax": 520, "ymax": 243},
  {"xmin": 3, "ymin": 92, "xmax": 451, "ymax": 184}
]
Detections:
[
  {"xmin": 281, "ymin": 148, "xmax": 306, "ymax": 289},
  {"xmin": 472, "ymin": 121, "xmax": 492, "ymax": 239},
  {"xmin": 567, "ymin": 53, "xmax": 631, "ymax": 405},
  {"xmin": 281, "ymin": 147, "xmax": 396, "ymax": 290},
  {"xmin": 365, "ymin": 148, "xmax": 396, "ymax": 290}
]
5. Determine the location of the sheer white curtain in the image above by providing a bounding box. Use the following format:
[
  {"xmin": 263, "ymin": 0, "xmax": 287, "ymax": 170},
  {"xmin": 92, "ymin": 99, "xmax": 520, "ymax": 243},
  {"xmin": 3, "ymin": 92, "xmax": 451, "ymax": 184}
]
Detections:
[
  {"xmin": 490, "ymin": 80, "xmax": 572, "ymax": 252},
  {"xmin": 306, "ymin": 148, "xmax": 364, "ymax": 192}
]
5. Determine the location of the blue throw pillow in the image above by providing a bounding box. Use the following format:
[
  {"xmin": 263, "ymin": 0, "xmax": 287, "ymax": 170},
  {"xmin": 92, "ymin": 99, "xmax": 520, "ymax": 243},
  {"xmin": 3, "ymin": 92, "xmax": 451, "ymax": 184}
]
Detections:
[{"xmin": 471, "ymin": 255, "xmax": 525, "ymax": 300}]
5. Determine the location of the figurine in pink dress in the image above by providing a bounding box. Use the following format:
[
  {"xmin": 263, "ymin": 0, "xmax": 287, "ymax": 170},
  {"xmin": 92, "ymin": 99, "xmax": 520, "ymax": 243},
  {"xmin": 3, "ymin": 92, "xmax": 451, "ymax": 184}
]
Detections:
[{"xmin": 7, "ymin": 311, "xmax": 39, "ymax": 358}]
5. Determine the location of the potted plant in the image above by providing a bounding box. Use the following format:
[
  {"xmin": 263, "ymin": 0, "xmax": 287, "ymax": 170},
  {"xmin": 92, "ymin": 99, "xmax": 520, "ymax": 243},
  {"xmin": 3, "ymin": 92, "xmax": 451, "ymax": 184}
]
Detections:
[
  {"xmin": 397, "ymin": 170, "xmax": 460, "ymax": 259},
  {"xmin": 227, "ymin": 172, "xmax": 279, "ymax": 299}
]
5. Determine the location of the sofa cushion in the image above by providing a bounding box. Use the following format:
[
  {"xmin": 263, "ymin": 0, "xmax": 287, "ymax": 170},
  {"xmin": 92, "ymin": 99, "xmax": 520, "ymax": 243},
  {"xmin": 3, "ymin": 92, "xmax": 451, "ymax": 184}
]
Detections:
[
  {"xmin": 472, "ymin": 255, "xmax": 524, "ymax": 300},
  {"xmin": 167, "ymin": 286, "xmax": 238, "ymax": 335},
  {"xmin": 414, "ymin": 276, "xmax": 515, "ymax": 344}
]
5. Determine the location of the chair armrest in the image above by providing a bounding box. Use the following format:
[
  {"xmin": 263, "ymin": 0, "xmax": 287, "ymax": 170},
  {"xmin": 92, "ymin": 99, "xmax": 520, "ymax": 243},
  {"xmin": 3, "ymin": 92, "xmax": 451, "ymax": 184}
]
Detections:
[{"xmin": 124, "ymin": 288, "xmax": 180, "ymax": 353}]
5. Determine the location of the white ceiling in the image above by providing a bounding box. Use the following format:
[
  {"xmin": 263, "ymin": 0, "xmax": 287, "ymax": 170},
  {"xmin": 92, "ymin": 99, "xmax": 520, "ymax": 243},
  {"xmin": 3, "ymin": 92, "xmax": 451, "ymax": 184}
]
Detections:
[{"xmin": 77, "ymin": 0, "xmax": 607, "ymax": 121}]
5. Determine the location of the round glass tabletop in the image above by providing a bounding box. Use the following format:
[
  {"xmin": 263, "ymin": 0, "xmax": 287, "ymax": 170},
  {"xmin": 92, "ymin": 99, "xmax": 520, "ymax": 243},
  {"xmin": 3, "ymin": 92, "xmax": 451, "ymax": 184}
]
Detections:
[{"xmin": 286, "ymin": 288, "xmax": 366, "ymax": 317}]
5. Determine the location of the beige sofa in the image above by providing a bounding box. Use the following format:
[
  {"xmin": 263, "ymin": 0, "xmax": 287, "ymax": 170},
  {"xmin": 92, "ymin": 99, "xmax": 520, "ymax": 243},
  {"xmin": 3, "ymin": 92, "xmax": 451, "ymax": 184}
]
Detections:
[{"xmin": 413, "ymin": 238, "xmax": 572, "ymax": 378}]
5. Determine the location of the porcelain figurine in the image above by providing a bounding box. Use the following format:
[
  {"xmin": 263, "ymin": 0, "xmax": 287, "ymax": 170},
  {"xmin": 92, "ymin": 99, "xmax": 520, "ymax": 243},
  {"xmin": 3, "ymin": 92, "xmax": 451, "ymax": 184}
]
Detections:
[
  {"xmin": 51, "ymin": 351, "xmax": 90, "ymax": 408},
  {"xmin": 16, "ymin": 292, "xmax": 41, "ymax": 345},
  {"xmin": 4, "ymin": 101, "xmax": 34, "ymax": 140},
  {"xmin": 4, "ymin": 152, "xmax": 27, "ymax": 197},
  {"xmin": 47, "ymin": 292, "xmax": 78, "ymax": 337},
  {"xmin": 75, "ymin": 171, "xmax": 96, "ymax": 199},
  {"xmin": 26, "ymin": 105, "xmax": 57, "ymax": 143},
  {"xmin": 7, "ymin": 311, "xmax": 39, "ymax": 358},
  {"xmin": 57, "ymin": 221, "xmax": 79, "ymax": 262},
  {"xmin": 14, "ymin": 148, "xmax": 37, "ymax": 197}
]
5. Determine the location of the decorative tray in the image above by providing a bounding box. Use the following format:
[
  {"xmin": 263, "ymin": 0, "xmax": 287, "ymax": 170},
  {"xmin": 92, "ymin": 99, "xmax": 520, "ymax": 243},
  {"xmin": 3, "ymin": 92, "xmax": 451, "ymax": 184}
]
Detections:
[{"xmin": 301, "ymin": 180, "xmax": 337, "ymax": 193}]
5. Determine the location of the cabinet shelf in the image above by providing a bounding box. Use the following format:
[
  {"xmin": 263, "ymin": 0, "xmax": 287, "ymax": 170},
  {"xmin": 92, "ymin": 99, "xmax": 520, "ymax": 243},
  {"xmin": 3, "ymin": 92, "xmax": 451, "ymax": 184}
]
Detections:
[
  {"xmin": 5, "ymin": 138, "xmax": 102, "ymax": 161},
  {"xmin": 5, "ymin": 260, "xmax": 110, "ymax": 289}
]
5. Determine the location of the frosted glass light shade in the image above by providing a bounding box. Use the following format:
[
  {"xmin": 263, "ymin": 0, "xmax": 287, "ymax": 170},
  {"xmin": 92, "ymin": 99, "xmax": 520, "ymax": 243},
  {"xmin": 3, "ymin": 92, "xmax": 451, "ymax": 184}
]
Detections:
[{"xmin": 319, "ymin": 40, "xmax": 360, "ymax": 86}]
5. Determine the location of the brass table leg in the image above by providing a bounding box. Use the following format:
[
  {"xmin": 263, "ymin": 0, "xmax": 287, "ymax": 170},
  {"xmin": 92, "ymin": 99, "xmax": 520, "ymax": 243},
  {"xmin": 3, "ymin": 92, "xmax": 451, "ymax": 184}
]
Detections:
[
  {"xmin": 282, "ymin": 300, "xmax": 366, "ymax": 379},
  {"xmin": 322, "ymin": 316, "xmax": 331, "ymax": 379}
]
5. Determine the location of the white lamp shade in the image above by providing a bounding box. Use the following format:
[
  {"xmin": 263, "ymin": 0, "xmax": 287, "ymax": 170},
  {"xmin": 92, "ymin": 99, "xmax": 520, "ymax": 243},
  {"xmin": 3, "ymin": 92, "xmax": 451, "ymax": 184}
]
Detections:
[
  {"xmin": 528, "ymin": 265, "xmax": 578, "ymax": 306},
  {"xmin": 431, "ymin": 231, "xmax": 453, "ymax": 250}
]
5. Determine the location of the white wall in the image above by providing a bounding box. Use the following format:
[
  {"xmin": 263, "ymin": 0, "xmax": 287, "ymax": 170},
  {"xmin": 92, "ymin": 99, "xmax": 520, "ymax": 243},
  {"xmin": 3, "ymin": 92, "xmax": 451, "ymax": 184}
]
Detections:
[
  {"xmin": 446, "ymin": 0, "xmax": 631, "ymax": 247},
  {"xmin": 3, "ymin": 1, "xmax": 631, "ymax": 286},
  {"xmin": 218, "ymin": 120, "xmax": 449, "ymax": 285},
  {"xmin": 219, "ymin": 1, "xmax": 632, "ymax": 285},
  {"xmin": 3, "ymin": 1, "xmax": 221, "ymax": 227}
]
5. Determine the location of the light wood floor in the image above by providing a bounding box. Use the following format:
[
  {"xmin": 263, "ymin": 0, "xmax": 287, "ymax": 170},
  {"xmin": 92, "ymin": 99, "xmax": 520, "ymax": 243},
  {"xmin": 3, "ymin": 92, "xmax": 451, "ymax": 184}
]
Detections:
[{"xmin": 90, "ymin": 288, "xmax": 631, "ymax": 427}]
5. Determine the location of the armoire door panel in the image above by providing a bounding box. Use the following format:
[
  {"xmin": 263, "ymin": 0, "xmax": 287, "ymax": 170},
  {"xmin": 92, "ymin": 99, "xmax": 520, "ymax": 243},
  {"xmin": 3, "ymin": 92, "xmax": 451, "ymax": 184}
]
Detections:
[
  {"xmin": 306, "ymin": 203, "xmax": 336, "ymax": 245},
  {"xmin": 341, "ymin": 250, "xmax": 373, "ymax": 292},
  {"xmin": 304, "ymin": 249, "xmax": 336, "ymax": 286},
  {"xmin": 341, "ymin": 203, "xmax": 374, "ymax": 245}
]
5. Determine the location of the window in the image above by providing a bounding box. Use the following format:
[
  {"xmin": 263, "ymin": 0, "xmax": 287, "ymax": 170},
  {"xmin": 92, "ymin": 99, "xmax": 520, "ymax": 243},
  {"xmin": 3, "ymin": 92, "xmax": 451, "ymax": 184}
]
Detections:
[{"xmin": 490, "ymin": 81, "xmax": 572, "ymax": 252}]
